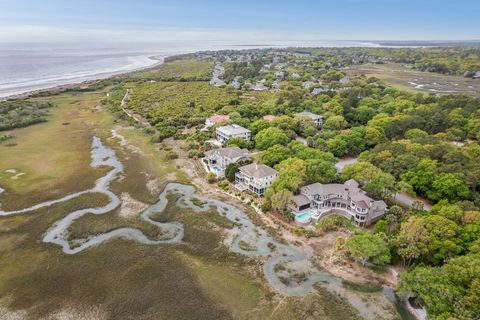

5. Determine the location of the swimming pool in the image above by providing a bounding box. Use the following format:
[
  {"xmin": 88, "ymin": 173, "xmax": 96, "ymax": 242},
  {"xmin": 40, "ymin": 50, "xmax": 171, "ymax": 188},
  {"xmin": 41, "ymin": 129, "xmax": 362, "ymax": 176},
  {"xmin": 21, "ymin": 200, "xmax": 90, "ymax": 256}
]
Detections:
[
  {"xmin": 296, "ymin": 212, "xmax": 311, "ymax": 220},
  {"xmin": 210, "ymin": 165, "xmax": 224, "ymax": 176},
  {"xmin": 295, "ymin": 211, "xmax": 312, "ymax": 225}
]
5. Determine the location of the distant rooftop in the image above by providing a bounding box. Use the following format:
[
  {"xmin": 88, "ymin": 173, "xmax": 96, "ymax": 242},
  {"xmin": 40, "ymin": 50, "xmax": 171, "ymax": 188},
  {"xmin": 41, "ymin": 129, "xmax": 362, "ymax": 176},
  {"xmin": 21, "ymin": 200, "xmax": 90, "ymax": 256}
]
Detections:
[
  {"xmin": 208, "ymin": 114, "xmax": 230, "ymax": 124},
  {"xmin": 294, "ymin": 111, "xmax": 323, "ymax": 120}
]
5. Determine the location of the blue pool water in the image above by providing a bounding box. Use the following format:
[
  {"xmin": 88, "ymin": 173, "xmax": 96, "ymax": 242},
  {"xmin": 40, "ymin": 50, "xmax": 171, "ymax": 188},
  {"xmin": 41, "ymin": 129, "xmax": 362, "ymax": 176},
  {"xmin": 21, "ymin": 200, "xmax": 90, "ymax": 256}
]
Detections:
[
  {"xmin": 296, "ymin": 212, "xmax": 311, "ymax": 221},
  {"xmin": 211, "ymin": 165, "xmax": 222, "ymax": 173}
]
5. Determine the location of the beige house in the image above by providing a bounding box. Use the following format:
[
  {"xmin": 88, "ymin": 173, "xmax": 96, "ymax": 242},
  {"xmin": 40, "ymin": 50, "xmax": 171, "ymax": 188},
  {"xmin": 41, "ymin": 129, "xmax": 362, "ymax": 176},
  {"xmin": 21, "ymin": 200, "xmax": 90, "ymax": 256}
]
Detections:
[{"xmin": 235, "ymin": 163, "xmax": 278, "ymax": 196}]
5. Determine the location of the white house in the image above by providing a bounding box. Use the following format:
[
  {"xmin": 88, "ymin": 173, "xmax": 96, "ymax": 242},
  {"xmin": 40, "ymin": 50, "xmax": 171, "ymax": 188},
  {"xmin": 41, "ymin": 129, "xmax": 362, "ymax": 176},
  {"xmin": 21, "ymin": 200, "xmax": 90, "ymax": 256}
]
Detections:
[
  {"xmin": 204, "ymin": 147, "xmax": 250, "ymax": 177},
  {"xmin": 290, "ymin": 179, "xmax": 387, "ymax": 226},
  {"xmin": 294, "ymin": 111, "xmax": 323, "ymax": 127},
  {"xmin": 216, "ymin": 124, "xmax": 251, "ymax": 144},
  {"xmin": 235, "ymin": 163, "xmax": 278, "ymax": 196}
]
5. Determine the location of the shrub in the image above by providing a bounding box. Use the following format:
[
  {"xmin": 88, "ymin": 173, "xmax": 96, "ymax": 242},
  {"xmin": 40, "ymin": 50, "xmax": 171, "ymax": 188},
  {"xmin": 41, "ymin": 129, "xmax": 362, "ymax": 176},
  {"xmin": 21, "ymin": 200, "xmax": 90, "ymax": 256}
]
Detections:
[{"xmin": 206, "ymin": 172, "xmax": 217, "ymax": 183}]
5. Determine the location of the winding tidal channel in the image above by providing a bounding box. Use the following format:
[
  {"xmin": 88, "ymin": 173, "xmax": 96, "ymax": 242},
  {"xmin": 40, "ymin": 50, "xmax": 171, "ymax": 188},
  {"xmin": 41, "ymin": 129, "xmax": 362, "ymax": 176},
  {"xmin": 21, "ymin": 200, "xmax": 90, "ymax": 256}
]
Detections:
[{"xmin": 0, "ymin": 137, "xmax": 413, "ymax": 318}]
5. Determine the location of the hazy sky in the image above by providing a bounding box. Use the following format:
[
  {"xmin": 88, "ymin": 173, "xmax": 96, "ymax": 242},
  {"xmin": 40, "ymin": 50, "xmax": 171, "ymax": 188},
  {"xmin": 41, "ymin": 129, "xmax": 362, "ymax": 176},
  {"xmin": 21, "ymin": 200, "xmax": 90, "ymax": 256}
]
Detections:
[{"xmin": 0, "ymin": 0, "xmax": 479, "ymax": 43}]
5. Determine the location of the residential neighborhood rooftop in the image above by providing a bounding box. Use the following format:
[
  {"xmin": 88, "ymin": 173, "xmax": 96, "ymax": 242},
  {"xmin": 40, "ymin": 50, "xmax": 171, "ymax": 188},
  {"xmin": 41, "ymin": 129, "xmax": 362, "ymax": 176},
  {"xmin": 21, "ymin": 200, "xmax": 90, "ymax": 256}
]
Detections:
[
  {"xmin": 204, "ymin": 147, "xmax": 249, "ymax": 159},
  {"xmin": 217, "ymin": 124, "xmax": 251, "ymax": 134},
  {"xmin": 238, "ymin": 163, "xmax": 278, "ymax": 179},
  {"xmin": 294, "ymin": 111, "xmax": 323, "ymax": 120}
]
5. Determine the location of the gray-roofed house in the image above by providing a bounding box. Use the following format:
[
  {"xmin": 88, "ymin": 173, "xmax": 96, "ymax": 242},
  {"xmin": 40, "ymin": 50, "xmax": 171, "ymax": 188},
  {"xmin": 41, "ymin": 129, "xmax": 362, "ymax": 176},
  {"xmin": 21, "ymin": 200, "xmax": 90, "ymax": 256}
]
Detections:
[
  {"xmin": 289, "ymin": 179, "xmax": 387, "ymax": 226},
  {"xmin": 311, "ymin": 86, "xmax": 330, "ymax": 96},
  {"xmin": 303, "ymin": 81, "xmax": 316, "ymax": 89},
  {"xmin": 249, "ymin": 82, "xmax": 269, "ymax": 91},
  {"xmin": 294, "ymin": 111, "xmax": 323, "ymax": 127},
  {"xmin": 204, "ymin": 147, "xmax": 250, "ymax": 177},
  {"xmin": 339, "ymin": 76, "xmax": 351, "ymax": 84},
  {"xmin": 216, "ymin": 124, "xmax": 251, "ymax": 144},
  {"xmin": 235, "ymin": 163, "xmax": 278, "ymax": 196}
]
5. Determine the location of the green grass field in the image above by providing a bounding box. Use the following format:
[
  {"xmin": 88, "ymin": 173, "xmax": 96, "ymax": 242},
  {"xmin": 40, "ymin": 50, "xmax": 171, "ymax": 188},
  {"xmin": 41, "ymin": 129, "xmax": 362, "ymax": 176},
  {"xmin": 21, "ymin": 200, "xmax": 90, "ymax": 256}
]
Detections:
[
  {"xmin": 125, "ymin": 58, "xmax": 214, "ymax": 81},
  {"xmin": 348, "ymin": 63, "xmax": 480, "ymax": 96}
]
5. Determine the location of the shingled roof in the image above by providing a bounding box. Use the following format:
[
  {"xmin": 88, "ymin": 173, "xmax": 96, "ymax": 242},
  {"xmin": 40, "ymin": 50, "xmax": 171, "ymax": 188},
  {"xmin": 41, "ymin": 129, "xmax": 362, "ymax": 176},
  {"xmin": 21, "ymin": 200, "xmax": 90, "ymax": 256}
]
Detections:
[{"xmin": 238, "ymin": 163, "xmax": 278, "ymax": 179}]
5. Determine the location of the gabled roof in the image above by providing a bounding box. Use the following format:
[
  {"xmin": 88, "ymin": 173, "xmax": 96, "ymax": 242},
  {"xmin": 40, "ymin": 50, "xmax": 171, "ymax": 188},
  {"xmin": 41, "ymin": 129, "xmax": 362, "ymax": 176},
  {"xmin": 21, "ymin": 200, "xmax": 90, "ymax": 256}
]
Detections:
[
  {"xmin": 208, "ymin": 114, "xmax": 230, "ymax": 124},
  {"xmin": 301, "ymin": 183, "xmax": 346, "ymax": 196},
  {"xmin": 292, "ymin": 194, "xmax": 310, "ymax": 207},
  {"xmin": 217, "ymin": 124, "xmax": 251, "ymax": 135},
  {"xmin": 205, "ymin": 147, "xmax": 250, "ymax": 159},
  {"xmin": 238, "ymin": 163, "xmax": 278, "ymax": 179},
  {"xmin": 294, "ymin": 111, "xmax": 323, "ymax": 120},
  {"xmin": 356, "ymin": 200, "xmax": 369, "ymax": 209}
]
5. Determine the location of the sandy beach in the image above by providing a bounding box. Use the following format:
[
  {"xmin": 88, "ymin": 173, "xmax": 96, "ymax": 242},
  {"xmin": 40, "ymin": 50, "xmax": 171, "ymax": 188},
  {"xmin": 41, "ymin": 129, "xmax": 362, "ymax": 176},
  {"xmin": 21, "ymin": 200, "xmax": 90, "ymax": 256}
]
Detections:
[{"xmin": 0, "ymin": 54, "xmax": 167, "ymax": 100}]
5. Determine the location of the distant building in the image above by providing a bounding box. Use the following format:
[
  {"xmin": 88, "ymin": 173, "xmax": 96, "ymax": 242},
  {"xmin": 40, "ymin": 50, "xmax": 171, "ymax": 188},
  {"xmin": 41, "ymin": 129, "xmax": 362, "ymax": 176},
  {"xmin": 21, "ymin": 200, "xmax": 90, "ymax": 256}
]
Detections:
[
  {"xmin": 216, "ymin": 124, "xmax": 251, "ymax": 144},
  {"xmin": 249, "ymin": 82, "xmax": 269, "ymax": 91},
  {"xmin": 204, "ymin": 147, "xmax": 250, "ymax": 177},
  {"xmin": 311, "ymin": 86, "xmax": 331, "ymax": 96},
  {"xmin": 303, "ymin": 81, "xmax": 316, "ymax": 89},
  {"xmin": 294, "ymin": 111, "xmax": 323, "ymax": 127},
  {"xmin": 263, "ymin": 115, "xmax": 276, "ymax": 121},
  {"xmin": 205, "ymin": 115, "xmax": 230, "ymax": 128},
  {"xmin": 339, "ymin": 76, "xmax": 351, "ymax": 84},
  {"xmin": 232, "ymin": 76, "xmax": 242, "ymax": 89},
  {"xmin": 291, "ymin": 73, "xmax": 301, "ymax": 79},
  {"xmin": 235, "ymin": 163, "xmax": 278, "ymax": 196},
  {"xmin": 290, "ymin": 179, "xmax": 387, "ymax": 227}
]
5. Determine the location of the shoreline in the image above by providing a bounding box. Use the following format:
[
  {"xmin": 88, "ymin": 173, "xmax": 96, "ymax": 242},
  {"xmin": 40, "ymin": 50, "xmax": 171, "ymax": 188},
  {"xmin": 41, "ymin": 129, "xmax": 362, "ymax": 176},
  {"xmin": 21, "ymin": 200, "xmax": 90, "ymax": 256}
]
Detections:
[{"xmin": 0, "ymin": 54, "xmax": 172, "ymax": 101}]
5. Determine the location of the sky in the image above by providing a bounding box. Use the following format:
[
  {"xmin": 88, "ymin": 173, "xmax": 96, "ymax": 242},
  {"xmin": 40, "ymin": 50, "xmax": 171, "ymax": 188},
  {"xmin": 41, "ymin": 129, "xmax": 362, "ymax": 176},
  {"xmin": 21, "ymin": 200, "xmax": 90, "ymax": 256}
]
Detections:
[{"xmin": 0, "ymin": 0, "xmax": 479, "ymax": 43}]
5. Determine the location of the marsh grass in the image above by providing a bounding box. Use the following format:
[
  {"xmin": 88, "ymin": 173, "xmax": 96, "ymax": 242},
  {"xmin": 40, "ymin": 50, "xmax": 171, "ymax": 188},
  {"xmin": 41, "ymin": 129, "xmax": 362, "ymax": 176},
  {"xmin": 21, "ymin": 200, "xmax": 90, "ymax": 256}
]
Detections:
[
  {"xmin": 0, "ymin": 92, "xmax": 112, "ymax": 210},
  {"xmin": 0, "ymin": 88, "xmax": 369, "ymax": 319}
]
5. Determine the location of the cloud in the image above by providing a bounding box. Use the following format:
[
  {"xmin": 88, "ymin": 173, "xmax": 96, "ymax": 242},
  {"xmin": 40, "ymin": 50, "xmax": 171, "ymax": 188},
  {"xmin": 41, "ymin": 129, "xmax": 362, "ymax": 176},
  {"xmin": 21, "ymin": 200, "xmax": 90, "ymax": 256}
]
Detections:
[{"xmin": 0, "ymin": 24, "xmax": 312, "ymax": 43}]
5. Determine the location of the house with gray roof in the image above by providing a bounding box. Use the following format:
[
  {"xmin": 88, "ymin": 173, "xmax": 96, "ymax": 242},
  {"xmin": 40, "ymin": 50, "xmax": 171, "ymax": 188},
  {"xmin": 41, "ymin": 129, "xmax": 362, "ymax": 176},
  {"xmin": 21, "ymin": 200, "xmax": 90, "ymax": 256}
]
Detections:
[
  {"xmin": 235, "ymin": 163, "xmax": 278, "ymax": 196},
  {"xmin": 290, "ymin": 179, "xmax": 387, "ymax": 226},
  {"xmin": 216, "ymin": 124, "xmax": 251, "ymax": 144},
  {"xmin": 249, "ymin": 82, "xmax": 269, "ymax": 91},
  {"xmin": 339, "ymin": 76, "xmax": 351, "ymax": 84},
  {"xmin": 204, "ymin": 147, "xmax": 250, "ymax": 177},
  {"xmin": 294, "ymin": 111, "xmax": 323, "ymax": 127}
]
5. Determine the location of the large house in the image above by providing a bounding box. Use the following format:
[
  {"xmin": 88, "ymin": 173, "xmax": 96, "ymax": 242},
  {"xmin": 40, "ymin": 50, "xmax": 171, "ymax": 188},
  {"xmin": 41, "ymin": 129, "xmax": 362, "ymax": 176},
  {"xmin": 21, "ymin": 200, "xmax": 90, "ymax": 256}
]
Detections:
[
  {"xmin": 294, "ymin": 111, "xmax": 323, "ymax": 128},
  {"xmin": 290, "ymin": 179, "xmax": 387, "ymax": 226},
  {"xmin": 235, "ymin": 163, "xmax": 278, "ymax": 196},
  {"xmin": 205, "ymin": 114, "xmax": 230, "ymax": 128},
  {"xmin": 216, "ymin": 124, "xmax": 251, "ymax": 144},
  {"xmin": 204, "ymin": 147, "xmax": 250, "ymax": 177}
]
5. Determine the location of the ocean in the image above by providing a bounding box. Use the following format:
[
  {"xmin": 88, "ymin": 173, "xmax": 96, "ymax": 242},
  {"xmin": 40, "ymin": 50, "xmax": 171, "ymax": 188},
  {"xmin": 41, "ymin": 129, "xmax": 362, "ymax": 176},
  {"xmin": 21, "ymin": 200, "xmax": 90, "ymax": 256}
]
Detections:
[{"xmin": 0, "ymin": 40, "xmax": 383, "ymax": 98}]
